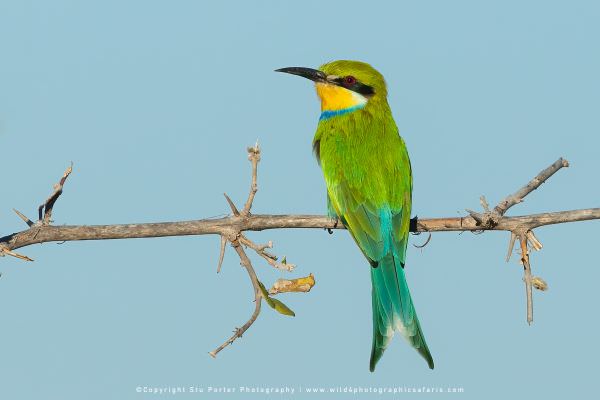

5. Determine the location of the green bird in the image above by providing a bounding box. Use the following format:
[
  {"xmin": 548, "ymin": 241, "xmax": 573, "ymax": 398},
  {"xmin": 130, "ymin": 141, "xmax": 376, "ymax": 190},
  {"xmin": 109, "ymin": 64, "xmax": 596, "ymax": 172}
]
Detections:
[{"xmin": 277, "ymin": 60, "xmax": 434, "ymax": 371}]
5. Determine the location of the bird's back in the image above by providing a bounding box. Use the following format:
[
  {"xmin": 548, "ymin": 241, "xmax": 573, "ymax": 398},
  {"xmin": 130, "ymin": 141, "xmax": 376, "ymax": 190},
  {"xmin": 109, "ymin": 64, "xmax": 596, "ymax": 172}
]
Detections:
[{"xmin": 314, "ymin": 105, "xmax": 434, "ymax": 371}]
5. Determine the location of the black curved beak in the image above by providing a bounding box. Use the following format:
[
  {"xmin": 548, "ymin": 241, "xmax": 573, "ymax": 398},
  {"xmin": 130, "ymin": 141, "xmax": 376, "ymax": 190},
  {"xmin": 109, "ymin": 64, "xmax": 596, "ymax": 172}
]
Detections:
[{"xmin": 275, "ymin": 67, "xmax": 327, "ymax": 83}]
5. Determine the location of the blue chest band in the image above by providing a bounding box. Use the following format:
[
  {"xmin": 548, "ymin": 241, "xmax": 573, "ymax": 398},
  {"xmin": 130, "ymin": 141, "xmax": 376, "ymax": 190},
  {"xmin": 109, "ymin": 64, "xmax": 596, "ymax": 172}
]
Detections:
[{"xmin": 319, "ymin": 104, "xmax": 365, "ymax": 121}]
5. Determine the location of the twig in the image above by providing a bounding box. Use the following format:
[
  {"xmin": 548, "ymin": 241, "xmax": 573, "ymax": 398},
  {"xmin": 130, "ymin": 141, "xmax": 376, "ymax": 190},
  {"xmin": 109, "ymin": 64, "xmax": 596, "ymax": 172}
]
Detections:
[
  {"xmin": 209, "ymin": 239, "xmax": 262, "ymax": 357},
  {"xmin": 241, "ymin": 143, "xmax": 260, "ymax": 216},
  {"xmin": 239, "ymin": 235, "xmax": 295, "ymax": 271},
  {"xmin": 208, "ymin": 144, "xmax": 296, "ymax": 356},
  {"xmin": 38, "ymin": 163, "xmax": 73, "ymax": 225},
  {"xmin": 494, "ymin": 158, "xmax": 569, "ymax": 216},
  {"xmin": 526, "ymin": 230, "xmax": 543, "ymax": 251},
  {"xmin": 0, "ymin": 245, "xmax": 34, "ymax": 262},
  {"xmin": 519, "ymin": 234, "xmax": 534, "ymax": 325},
  {"xmin": 465, "ymin": 160, "xmax": 568, "ymax": 325}
]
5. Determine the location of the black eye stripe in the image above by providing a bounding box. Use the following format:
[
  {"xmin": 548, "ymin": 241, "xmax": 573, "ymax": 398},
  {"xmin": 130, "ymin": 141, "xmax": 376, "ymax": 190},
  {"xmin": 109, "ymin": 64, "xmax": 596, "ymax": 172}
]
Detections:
[
  {"xmin": 332, "ymin": 77, "xmax": 375, "ymax": 96},
  {"xmin": 352, "ymin": 82, "xmax": 375, "ymax": 96}
]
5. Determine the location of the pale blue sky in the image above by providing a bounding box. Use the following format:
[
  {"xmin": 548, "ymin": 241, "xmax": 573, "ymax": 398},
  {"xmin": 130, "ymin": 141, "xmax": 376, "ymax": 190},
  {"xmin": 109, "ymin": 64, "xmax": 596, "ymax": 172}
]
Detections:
[{"xmin": 1, "ymin": 1, "xmax": 599, "ymax": 399}]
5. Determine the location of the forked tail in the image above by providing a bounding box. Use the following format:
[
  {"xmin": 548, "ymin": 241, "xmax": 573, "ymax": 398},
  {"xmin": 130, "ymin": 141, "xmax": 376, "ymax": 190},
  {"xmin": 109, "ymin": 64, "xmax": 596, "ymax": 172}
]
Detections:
[{"xmin": 369, "ymin": 251, "xmax": 434, "ymax": 371}]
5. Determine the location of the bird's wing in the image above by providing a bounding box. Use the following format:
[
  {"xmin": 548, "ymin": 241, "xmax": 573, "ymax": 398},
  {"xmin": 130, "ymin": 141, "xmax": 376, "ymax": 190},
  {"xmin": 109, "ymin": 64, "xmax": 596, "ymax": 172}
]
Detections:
[{"xmin": 327, "ymin": 180, "xmax": 434, "ymax": 370}]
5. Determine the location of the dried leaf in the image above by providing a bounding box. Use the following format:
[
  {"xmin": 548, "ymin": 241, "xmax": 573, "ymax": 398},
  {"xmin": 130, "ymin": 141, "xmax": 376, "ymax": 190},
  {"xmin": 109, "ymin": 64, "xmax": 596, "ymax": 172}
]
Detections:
[
  {"xmin": 532, "ymin": 276, "xmax": 548, "ymax": 291},
  {"xmin": 269, "ymin": 273, "xmax": 315, "ymax": 295}
]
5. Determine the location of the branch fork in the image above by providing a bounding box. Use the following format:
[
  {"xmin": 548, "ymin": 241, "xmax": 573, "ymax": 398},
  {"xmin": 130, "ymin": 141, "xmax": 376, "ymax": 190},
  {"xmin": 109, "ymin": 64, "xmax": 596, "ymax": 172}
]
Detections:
[
  {"xmin": 210, "ymin": 144, "xmax": 307, "ymax": 358},
  {"xmin": 1, "ymin": 164, "xmax": 73, "ymax": 262},
  {"xmin": 1, "ymin": 150, "xmax": 596, "ymax": 360},
  {"xmin": 210, "ymin": 152, "xmax": 570, "ymax": 354},
  {"xmin": 465, "ymin": 159, "xmax": 569, "ymax": 325}
]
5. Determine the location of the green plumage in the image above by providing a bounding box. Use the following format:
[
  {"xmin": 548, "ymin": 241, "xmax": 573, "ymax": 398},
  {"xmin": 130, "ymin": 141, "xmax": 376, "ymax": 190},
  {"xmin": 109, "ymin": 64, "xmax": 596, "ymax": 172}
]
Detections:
[{"xmin": 313, "ymin": 61, "xmax": 434, "ymax": 371}]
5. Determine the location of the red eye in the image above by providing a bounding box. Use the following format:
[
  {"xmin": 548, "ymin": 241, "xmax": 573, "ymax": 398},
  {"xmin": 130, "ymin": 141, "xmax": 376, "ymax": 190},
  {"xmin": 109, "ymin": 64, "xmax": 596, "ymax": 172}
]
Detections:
[{"xmin": 344, "ymin": 76, "xmax": 357, "ymax": 85}]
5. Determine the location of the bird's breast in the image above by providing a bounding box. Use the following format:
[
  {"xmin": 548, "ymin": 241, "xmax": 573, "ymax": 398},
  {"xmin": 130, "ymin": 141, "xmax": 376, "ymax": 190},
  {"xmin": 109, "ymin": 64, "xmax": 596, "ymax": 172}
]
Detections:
[{"xmin": 315, "ymin": 116, "xmax": 411, "ymax": 209}]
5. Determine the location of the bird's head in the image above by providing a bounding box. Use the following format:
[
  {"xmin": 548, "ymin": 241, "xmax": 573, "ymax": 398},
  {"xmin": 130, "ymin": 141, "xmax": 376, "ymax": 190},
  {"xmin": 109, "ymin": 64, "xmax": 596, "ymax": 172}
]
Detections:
[{"xmin": 276, "ymin": 60, "xmax": 387, "ymax": 118}]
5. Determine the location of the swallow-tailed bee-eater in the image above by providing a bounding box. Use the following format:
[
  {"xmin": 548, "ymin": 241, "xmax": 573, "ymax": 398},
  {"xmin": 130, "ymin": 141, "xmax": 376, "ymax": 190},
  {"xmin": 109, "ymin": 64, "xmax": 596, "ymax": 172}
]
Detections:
[{"xmin": 277, "ymin": 60, "xmax": 434, "ymax": 371}]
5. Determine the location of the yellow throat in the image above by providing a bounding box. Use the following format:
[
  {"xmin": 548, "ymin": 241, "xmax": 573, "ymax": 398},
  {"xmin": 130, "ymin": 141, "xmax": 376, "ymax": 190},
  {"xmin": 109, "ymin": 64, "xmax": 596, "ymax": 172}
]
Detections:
[{"xmin": 315, "ymin": 82, "xmax": 367, "ymax": 112}]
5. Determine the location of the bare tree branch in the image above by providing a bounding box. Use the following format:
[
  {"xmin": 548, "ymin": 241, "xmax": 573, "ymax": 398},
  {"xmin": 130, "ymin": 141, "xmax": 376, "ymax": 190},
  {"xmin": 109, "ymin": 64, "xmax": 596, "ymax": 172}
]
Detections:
[
  {"xmin": 4, "ymin": 209, "xmax": 598, "ymax": 252},
  {"xmin": 1, "ymin": 147, "xmax": 599, "ymax": 357},
  {"xmin": 1, "ymin": 156, "xmax": 591, "ymax": 253}
]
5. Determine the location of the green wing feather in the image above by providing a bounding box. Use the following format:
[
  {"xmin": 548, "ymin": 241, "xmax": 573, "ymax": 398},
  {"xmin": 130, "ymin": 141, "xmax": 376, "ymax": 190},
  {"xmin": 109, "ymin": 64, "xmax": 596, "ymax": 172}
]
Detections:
[{"xmin": 329, "ymin": 182, "xmax": 434, "ymax": 371}]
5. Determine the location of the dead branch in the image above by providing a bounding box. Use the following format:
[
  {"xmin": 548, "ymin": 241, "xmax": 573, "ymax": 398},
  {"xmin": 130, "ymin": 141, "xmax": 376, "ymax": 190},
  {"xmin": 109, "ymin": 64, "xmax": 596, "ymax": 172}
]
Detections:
[
  {"xmin": 1, "ymin": 148, "xmax": 599, "ymax": 357},
  {"xmin": 209, "ymin": 237, "xmax": 262, "ymax": 357},
  {"xmin": 3, "ymin": 209, "xmax": 599, "ymax": 250}
]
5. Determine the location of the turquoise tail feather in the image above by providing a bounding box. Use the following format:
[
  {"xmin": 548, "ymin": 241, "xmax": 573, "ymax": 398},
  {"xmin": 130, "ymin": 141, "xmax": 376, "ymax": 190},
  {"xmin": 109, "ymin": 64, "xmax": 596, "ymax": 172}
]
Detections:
[{"xmin": 369, "ymin": 251, "xmax": 434, "ymax": 371}]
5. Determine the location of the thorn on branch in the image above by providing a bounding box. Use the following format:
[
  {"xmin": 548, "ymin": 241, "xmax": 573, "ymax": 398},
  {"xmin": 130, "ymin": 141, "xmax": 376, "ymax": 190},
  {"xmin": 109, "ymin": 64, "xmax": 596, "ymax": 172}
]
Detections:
[
  {"xmin": 216, "ymin": 235, "xmax": 227, "ymax": 273},
  {"xmin": 466, "ymin": 209, "xmax": 483, "ymax": 224},
  {"xmin": 223, "ymin": 193, "xmax": 240, "ymax": 216},
  {"xmin": 505, "ymin": 232, "xmax": 517, "ymax": 262},
  {"xmin": 13, "ymin": 209, "xmax": 34, "ymax": 227},
  {"xmin": 0, "ymin": 245, "xmax": 34, "ymax": 262},
  {"xmin": 526, "ymin": 230, "xmax": 543, "ymax": 251}
]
